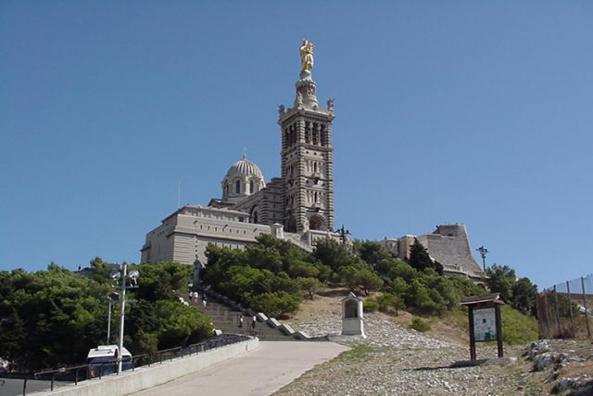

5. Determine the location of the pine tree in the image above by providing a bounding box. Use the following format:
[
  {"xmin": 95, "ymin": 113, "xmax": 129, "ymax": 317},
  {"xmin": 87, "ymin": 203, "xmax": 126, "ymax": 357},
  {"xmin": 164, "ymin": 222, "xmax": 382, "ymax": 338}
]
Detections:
[{"xmin": 409, "ymin": 239, "xmax": 433, "ymax": 271}]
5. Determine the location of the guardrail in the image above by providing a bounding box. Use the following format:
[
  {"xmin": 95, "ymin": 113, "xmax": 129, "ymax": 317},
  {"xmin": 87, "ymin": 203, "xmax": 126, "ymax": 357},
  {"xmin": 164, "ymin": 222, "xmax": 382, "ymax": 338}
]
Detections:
[{"xmin": 1, "ymin": 334, "xmax": 250, "ymax": 396}]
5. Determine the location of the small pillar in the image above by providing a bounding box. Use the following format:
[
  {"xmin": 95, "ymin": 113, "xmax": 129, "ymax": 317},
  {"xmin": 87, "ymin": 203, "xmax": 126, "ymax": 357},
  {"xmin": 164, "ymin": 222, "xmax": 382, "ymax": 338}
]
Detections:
[
  {"xmin": 341, "ymin": 292, "xmax": 365, "ymax": 337},
  {"xmin": 271, "ymin": 223, "xmax": 284, "ymax": 239}
]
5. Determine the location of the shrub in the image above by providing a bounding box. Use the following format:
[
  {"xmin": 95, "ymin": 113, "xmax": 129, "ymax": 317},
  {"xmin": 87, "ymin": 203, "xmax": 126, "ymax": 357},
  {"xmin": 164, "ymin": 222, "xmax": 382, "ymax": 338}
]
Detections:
[
  {"xmin": 288, "ymin": 260, "xmax": 320, "ymax": 279},
  {"xmin": 248, "ymin": 291, "xmax": 301, "ymax": 317},
  {"xmin": 363, "ymin": 298, "xmax": 379, "ymax": 312},
  {"xmin": 501, "ymin": 305, "xmax": 538, "ymax": 344},
  {"xmin": 339, "ymin": 265, "xmax": 360, "ymax": 291},
  {"xmin": 355, "ymin": 268, "xmax": 384, "ymax": 296},
  {"xmin": 390, "ymin": 277, "xmax": 409, "ymax": 296},
  {"xmin": 296, "ymin": 277, "xmax": 322, "ymax": 299},
  {"xmin": 376, "ymin": 293, "xmax": 405, "ymax": 315},
  {"xmin": 410, "ymin": 317, "xmax": 431, "ymax": 332},
  {"xmin": 313, "ymin": 263, "xmax": 333, "ymax": 283},
  {"xmin": 405, "ymin": 279, "xmax": 440, "ymax": 314}
]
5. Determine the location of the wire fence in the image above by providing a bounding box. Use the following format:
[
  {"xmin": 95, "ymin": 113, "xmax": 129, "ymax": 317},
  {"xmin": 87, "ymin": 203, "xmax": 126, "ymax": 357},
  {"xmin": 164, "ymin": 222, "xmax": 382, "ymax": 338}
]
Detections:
[
  {"xmin": 0, "ymin": 334, "xmax": 250, "ymax": 396},
  {"xmin": 536, "ymin": 274, "xmax": 593, "ymax": 340}
]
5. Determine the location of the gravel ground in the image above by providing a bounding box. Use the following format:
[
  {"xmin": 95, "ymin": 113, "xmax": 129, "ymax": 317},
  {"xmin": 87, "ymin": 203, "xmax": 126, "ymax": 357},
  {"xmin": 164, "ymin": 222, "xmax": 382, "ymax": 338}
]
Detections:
[{"xmin": 276, "ymin": 313, "xmax": 540, "ymax": 395}]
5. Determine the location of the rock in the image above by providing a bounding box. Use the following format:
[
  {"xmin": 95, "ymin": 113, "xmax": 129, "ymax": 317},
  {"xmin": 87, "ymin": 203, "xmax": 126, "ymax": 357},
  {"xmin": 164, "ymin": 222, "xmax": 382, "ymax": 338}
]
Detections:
[
  {"xmin": 551, "ymin": 376, "xmax": 593, "ymax": 395},
  {"xmin": 525, "ymin": 340, "xmax": 550, "ymax": 360},
  {"xmin": 544, "ymin": 368, "xmax": 558, "ymax": 384},
  {"xmin": 533, "ymin": 352, "xmax": 555, "ymax": 371}
]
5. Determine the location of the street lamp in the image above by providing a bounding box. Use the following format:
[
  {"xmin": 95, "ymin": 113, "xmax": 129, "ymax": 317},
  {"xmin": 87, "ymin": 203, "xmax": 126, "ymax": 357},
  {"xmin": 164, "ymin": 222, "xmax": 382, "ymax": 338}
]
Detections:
[
  {"xmin": 476, "ymin": 245, "xmax": 489, "ymax": 271},
  {"xmin": 111, "ymin": 264, "xmax": 139, "ymax": 374},
  {"xmin": 105, "ymin": 292, "xmax": 120, "ymax": 343}
]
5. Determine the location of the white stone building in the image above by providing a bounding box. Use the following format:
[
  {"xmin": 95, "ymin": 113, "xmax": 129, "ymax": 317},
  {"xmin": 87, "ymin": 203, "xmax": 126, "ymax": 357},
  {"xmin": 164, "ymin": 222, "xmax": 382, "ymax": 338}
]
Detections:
[{"xmin": 141, "ymin": 41, "xmax": 343, "ymax": 269}]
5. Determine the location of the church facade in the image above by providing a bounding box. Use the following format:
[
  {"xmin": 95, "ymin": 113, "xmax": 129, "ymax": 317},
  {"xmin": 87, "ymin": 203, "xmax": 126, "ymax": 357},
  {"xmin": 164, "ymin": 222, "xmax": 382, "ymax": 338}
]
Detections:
[{"xmin": 141, "ymin": 40, "xmax": 343, "ymax": 268}]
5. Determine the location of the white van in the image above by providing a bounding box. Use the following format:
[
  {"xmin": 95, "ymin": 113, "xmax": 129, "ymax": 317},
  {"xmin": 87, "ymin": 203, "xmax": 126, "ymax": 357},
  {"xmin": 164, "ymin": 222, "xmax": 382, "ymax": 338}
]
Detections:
[{"xmin": 86, "ymin": 345, "xmax": 132, "ymax": 377}]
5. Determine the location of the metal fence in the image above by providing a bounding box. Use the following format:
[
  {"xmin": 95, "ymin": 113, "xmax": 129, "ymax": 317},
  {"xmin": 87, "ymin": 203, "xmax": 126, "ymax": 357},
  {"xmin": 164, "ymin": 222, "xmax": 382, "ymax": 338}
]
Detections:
[
  {"xmin": 0, "ymin": 334, "xmax": 249, "ymax": 396},
  {"xmin": 536, "ymin": 274, "xmax": 593, "ymax": 340}
]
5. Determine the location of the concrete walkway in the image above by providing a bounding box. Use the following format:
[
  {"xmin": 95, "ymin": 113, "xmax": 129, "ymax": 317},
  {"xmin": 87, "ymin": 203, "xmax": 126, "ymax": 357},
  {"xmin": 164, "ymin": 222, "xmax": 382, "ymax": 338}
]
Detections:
[{"xmin": 131, "ymin": 341, "xmax": 348, "ymax": 396}]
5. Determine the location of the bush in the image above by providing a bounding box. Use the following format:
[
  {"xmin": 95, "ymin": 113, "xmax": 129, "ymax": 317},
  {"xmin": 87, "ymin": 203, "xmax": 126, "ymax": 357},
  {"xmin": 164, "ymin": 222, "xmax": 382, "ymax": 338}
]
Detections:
[
  {"xmin": 410, "ymin": 317, "xmax": 431, "ymax": 332},
  {"xmin": 355, "ymin": 268, "xmax": 384, "ymax": 296},
  {"xmin": 405, "ymin": 279, "xmax": 440, "ymax": 314},
  {"xmin": 296, "ymin": 277, "xmax": 322, "ymax": 299},
  {"xmin": 363, "ymin": 298, "xmax": 379, "ymax": 312},
  {"xmin": 248, "ymin": 291, "xmax": 301, "ymax": 317},
  {"xmin": 376, "ymin": 293, "xmax": 404, "ymax": 315},
  {"xmin": 501, "ymin": 305, "xmax": 538, "ymax": 344}
]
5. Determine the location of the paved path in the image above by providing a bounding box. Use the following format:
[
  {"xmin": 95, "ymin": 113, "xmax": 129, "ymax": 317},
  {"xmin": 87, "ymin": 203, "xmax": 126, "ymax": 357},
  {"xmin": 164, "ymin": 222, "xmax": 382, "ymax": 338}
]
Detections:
[{"xmin": 131, "ymin": 341, "xmax": 348, "ymax": 396}]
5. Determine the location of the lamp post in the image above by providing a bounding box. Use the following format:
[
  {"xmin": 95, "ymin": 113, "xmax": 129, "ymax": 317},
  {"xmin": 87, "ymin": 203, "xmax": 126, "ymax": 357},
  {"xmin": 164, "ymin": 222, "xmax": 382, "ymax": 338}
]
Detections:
[
  {"xmin": 476, "ymin": 245, "xmax": 489, "ymax": 271},
  {"xmin": 110, "ymin": 264, "xmax": 139, "ymax": 374},
  {"xmin": 106, "ymin": 292, "xmax": 120, "ymax": 343}
]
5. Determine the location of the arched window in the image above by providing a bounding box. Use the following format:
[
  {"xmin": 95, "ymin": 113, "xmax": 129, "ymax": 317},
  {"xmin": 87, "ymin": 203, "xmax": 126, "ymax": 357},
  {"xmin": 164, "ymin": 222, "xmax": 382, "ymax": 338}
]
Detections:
[
  {"xmin": 250, "ymin": 180, "xmax": 254, "ymax": 193},
  {"xmin": 224, "ymin": 182, "xmax": 229, "ymax": 195},
  {"xmin": 235, "ymin": 180, "xmax": 241, "ymax": 194}
]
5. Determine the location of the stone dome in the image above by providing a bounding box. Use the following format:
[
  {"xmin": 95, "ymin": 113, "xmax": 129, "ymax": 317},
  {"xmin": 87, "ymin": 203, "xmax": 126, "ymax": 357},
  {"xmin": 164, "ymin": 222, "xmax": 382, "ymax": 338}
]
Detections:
[
  {"xmin": 225, "ymin": 158, "xmax": 264, "ymax": 180},
  {"xmin": 221, "ymin": 155, "xmax": 266, "ymax": 204}
]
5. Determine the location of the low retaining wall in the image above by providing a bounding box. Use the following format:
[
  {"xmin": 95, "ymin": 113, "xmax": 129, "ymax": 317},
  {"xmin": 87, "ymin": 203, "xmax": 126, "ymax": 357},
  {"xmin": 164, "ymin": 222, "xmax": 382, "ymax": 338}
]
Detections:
[{"xmin": 30, "ymin": 338, "xmax": 259, "ymax": 396}]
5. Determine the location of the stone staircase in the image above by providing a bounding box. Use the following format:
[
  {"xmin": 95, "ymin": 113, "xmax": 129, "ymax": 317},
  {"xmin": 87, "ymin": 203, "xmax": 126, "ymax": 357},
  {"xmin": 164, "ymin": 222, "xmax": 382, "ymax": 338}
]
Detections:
[{"xmin": 186, "ymin": 292, "xmax": 297, "ymax": 341}]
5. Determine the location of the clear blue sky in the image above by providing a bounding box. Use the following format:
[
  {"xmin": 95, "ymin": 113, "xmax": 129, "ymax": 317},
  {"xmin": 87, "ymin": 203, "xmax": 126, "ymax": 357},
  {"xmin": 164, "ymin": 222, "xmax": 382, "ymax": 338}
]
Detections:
[{"xmin": 1, "ymin": 1, "xmax": 592, "ymax": 289}]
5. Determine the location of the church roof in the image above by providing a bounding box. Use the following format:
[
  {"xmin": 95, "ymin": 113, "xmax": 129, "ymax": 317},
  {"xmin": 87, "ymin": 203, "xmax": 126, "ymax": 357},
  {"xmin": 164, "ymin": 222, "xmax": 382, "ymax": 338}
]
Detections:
[{"xmin": 225, "ymin": 156, "xmax": 264, "ymax": 180}]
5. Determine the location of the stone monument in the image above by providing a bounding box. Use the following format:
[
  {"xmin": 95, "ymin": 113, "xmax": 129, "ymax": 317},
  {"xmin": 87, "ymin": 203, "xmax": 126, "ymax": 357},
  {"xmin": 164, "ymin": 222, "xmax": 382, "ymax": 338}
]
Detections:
[{"xmin": 341, "ymin": 292, "xmax": 365, "ymax": 337}]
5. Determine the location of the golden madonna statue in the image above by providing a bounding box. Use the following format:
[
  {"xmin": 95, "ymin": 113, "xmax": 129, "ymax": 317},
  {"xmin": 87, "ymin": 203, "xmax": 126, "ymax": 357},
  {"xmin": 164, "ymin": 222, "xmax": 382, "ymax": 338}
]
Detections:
[{"xmin": 300, "ymin": 39, "xmax": 314, "ymax": 75}]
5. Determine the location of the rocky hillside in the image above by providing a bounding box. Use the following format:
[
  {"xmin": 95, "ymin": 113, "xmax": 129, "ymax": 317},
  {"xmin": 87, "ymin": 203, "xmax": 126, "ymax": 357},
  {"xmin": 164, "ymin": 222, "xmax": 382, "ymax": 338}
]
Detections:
[{"xmin": 278, "ymin": 289, "xmax": 590, "ymax": 395}]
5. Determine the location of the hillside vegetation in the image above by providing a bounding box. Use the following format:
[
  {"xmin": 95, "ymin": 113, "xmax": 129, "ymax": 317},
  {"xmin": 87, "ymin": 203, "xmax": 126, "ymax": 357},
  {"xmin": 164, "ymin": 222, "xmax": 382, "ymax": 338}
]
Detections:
[
  {"xmin": 203, "ymin": 235, "xmax": 538, "ymax": 344},
  {"xmin": 0, "ymin": 260, "xmax": 212, "ymax": 371}
]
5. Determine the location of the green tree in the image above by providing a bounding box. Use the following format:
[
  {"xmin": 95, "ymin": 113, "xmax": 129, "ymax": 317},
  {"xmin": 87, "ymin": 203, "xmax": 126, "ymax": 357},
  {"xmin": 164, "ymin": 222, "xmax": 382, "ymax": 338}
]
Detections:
[
  {"xmin": 408, "ymin": 239, "xmax": 443, "ymax": 274},
  {"xmin": 511, "ymin": 277, "xmax": 538, "ymax": 316},
  {"xmin": 405, "ymin": 279, "xmax": 439, "ymax": 314},
  {"xmin": 376, "ymin": 293, "xmax": 405, "ymax": 315},
  {"xmin": 136, "ymin": 262, "xmax": 193, "ymax": 302},
  {"xmin": 297, "ymin": 277, "xmax": 322, "ymax": 299},
  {"xmin": 0, "ymin": 265, "xmax": 108, "ymax": 370},
  {"xmin": 288, "ymin": 260, "xmax": 320, "ymax": 279},
  {"xmin": 354, "ymin": 241, "xmax": 393, "ymax": 270},
  {"xmin": 355, "ymin": 268, "xmax": 384, "ymax": 296},
  {"xmin": 339, "ymin": 265, "xmax": 360, "ymax": 291},
  {"xmin": 313, "ymin": 239, "xmax": 361, "ymax": 271},
  {"xmin": 0, "ymin": 261, "xmax": 213, "ymax": 371},
  {"xmin": 485, "ymin": 264, "xmax": 516, "ymax": 303},
  {"xmin": 248, "ymin": 292, "xmax": 301, "ymax": 317}
]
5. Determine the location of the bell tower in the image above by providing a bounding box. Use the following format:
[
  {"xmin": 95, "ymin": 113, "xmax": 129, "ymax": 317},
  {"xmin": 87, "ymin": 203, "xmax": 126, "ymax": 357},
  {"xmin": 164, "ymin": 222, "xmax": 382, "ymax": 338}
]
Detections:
[{"xmin": 278, "ymin": 39, "xmax": 335, "ymax": 233}]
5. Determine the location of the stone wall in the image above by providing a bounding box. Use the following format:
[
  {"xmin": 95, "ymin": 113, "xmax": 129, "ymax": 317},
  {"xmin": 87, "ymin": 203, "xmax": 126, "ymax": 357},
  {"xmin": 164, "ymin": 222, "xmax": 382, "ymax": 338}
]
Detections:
[
  {"xmin": 381, "ymin": 224, "xmax": 484, "ymax": 279},
  {"xmin": 29, "ymin": 338, "xmax": 259, "ymax": 396}
]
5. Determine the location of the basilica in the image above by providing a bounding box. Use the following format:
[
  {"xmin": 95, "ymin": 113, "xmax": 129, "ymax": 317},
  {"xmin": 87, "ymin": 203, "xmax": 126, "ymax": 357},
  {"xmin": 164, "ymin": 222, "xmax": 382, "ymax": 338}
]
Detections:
[
  {"xmin": 141, "ymin": 40, "xmax": 342, "ymax": 269},
  {"xmin": 140, "ymin": 40, "xmax": 484, "ymax": 281}
]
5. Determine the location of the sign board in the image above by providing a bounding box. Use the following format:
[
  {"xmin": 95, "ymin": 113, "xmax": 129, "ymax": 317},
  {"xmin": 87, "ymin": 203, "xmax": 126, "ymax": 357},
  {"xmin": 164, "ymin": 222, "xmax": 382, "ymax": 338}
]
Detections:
[
  {"xmin": 473, "ymin": 307, "xmax": 496, "ymax": 341},
  {"xmin": 460, "ymin": 293, "xmax": 504, "ymax": 360}
]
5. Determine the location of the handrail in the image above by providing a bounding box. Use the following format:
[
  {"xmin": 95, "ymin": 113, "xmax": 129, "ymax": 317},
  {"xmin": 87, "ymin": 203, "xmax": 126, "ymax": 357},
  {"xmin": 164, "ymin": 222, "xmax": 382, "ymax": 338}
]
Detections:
[{"xmin": 2, "ymin": 334, "xmax": 250, "ymax": 395}]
